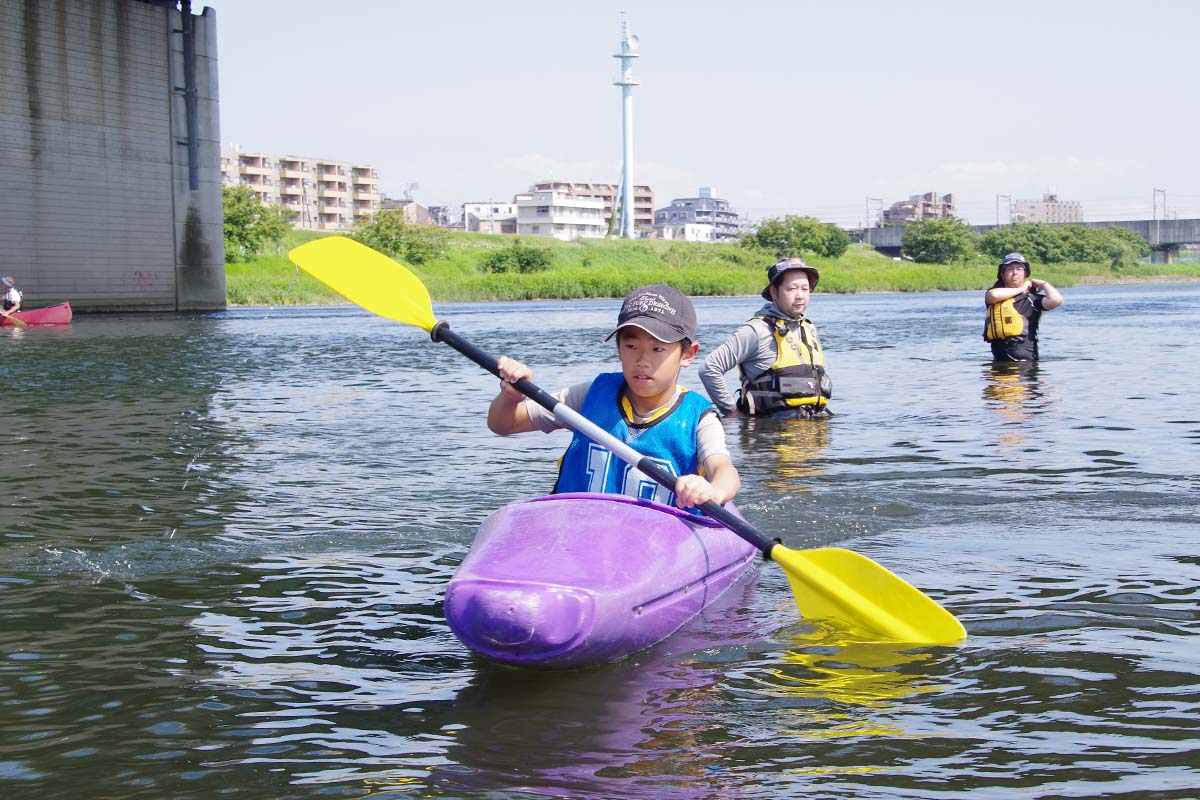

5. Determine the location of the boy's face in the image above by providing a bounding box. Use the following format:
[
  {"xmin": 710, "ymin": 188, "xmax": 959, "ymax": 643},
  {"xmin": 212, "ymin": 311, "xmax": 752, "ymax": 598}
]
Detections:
[{"xmin": 616, "ymin": 327, "xmax": 699, "ymax": 406}]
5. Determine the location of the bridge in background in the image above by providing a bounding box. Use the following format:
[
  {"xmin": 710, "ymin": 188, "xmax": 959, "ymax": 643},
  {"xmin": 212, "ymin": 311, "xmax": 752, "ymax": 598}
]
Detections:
[{"xmin": 859, "ymin": 219, "xmax": 1200, "ymax": 263}]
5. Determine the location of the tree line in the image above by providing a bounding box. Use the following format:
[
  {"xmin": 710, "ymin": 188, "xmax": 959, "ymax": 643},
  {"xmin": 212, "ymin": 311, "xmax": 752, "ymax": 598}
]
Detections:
[
  {"xmin": 223, "ymin": 186, "xmax": 454, "ymax": 266},
  {"xmin": 225, "ymin": 188, "xmax": 1151, "ymax": 272},
  {"xmin": 898, "ymin": 218, "xmax": 1150, "ymax": 267}
]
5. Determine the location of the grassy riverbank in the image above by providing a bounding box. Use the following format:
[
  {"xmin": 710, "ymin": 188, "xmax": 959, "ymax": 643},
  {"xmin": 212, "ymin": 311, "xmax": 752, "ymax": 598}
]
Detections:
[{"xmin": 226, "ymin": 230, "xmax": 1200, "ymax": 305}]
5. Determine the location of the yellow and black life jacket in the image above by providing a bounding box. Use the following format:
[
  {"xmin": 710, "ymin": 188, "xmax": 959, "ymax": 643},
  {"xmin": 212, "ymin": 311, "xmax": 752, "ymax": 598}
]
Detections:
[
  {"xmin": 737, "ymin": 316, "xmax": 831, "ymax": 416},
  {"xmin": 984, "ymin": 297, "xmax": 1025, "ymax": 342}
]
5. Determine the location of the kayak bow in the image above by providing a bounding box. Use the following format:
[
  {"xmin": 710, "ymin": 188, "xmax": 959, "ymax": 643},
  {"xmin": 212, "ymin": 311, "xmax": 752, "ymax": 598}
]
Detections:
[{"xmin": 445, "ymin": 492, "xmax": 759, "ymax": 668}]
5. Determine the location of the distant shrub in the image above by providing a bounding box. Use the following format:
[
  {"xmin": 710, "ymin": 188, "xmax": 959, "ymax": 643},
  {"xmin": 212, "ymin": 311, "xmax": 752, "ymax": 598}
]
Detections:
[
  {"xmin": 902, "ymin": 218, "xmax": 977, "ymax": 264},
  {"xmin": 480, "ymin": 238, "xmax": 554, "ymax": 273},
  {"xmin": 351, "ymin": 209, "xmax": 448, "ymax": 264},
  {"xmin": 740, "ymin": 215, "xmax": 850, "ymax": 259}
]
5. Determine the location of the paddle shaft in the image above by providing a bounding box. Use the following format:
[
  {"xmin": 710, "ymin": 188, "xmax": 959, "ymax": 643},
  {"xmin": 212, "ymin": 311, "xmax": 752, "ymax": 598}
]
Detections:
[{"xmin": 431, "ymin": 322, "xmax": 779, "ymax": 557}]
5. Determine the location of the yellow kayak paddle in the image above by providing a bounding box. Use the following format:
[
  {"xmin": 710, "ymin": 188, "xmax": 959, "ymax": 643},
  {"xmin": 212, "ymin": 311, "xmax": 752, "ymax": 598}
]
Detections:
[{"xmin": 289, "ymin": 236, "xmax": 967, "ymax": 645}]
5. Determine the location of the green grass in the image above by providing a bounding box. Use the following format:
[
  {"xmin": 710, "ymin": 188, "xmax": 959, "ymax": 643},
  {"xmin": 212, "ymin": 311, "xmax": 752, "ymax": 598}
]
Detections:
[{"xmin": 225, "ymin": 230, "xmax": 1200, "ymax": 305}]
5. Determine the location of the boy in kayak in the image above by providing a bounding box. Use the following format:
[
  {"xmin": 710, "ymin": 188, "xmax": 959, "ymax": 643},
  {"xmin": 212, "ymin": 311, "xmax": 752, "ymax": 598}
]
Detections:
[
  {"xmin": 489, "ymin": 284, "xmax": 740, "ymax": 512},
  {"xmin": 1, "ymin": 276, "xmax": 21, "ymax": 320}
]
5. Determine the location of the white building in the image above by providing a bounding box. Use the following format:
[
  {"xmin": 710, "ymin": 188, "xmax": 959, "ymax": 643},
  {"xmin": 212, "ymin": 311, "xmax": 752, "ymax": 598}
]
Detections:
[
  {"xmin": 515, "ymin": 190, "xmax": 607, "ymax": 240},
  {"xmin": 1013, "ymin": 193, "xmax": 1083, "ymax": 224},
  {"xmin": 656, "ymin": 223, "xmax": 715, "ymax": 242},
  {"xmin": 463, "ymin": 202, "xmax": 518, "ymax": 234},
  {"xmin": 529, "ymin": 180, "xmax": 655, "ymax": 234},
  {"xmin": 653, "ymin": 187, "xmax": 739, "ymax": 241}
]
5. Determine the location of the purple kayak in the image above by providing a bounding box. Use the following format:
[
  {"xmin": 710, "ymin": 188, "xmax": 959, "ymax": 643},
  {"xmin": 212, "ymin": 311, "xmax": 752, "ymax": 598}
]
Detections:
[{"xmin": 445, "ymin": 492, "xmax": 760, "ymax": 669}]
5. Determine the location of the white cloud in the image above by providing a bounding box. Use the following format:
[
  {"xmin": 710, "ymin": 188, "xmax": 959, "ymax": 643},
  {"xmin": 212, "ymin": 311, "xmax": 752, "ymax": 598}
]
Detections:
[{"xmin": 935, "ymin": 156, "xmax": 1140, "ymax": 186}]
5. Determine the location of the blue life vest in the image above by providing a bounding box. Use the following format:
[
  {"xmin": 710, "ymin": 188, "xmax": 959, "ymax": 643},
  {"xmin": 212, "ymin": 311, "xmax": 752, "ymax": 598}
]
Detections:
[{"xmin": 553, "ymin": 372, "xmax": 714, "ymax": 513}]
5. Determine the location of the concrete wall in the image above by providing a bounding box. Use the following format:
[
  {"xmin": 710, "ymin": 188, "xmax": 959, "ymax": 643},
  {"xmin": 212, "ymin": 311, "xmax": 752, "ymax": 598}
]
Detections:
[{"xmin": 0, "ymin": 0, "xmax": 224, "ymax": 312}]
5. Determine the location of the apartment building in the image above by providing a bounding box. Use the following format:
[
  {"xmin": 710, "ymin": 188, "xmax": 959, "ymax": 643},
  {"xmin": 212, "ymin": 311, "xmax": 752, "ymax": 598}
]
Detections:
[
  {"xmin": 515, "ymin": 190, "xmax": 607, "ymax": 240},
  {"xmin": 463, "ymin": 202, "xmax": 519, "ymax": 234},
  {"xmin": 219, "ymin": 147, "xmax": 382, "ymax": 231},
  {"xmin": 380, "ymin": 197, "xmax": 433, "ymax": 225},
  {"xmin": 881, "ymin": 192, "xmax": 956, "ymax": 225},
  {"xmin": 1013, "ymin": 193, "xmax": 1083, "ymax": 224},
  {"xmin": 530, "ymin": 180, "xmax": 655, "ymax": 234},
  {"xmin": 653, "ymin": 187, "xmax": 740, "ymax": 241}
]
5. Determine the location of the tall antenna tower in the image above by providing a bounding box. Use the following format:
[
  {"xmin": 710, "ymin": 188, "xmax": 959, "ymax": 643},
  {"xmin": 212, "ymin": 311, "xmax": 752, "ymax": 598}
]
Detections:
[{"xmin": 613, "ymin": 13, "xmax": 639, "ymax": 239}]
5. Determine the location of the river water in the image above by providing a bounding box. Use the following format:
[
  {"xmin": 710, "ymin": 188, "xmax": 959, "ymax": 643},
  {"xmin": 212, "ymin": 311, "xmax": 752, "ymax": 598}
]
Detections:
[{"xmin": 2, "ymin": 284, "xmax": 1198, "ymax": 799}]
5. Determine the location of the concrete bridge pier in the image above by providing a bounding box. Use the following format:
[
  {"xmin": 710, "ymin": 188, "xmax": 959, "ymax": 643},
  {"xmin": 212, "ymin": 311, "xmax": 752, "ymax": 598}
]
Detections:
[
  {"xmin": 1150, "ymin": 246, "xmax": 1178, "ymax": 265},
  {"xmin": 1, "ymin": 0, "xmax": 225, "ymax": 312}
]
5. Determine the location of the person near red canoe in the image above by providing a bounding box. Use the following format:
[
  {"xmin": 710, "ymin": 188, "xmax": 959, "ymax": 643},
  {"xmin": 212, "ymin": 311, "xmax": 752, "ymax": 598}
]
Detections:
[
  {"xmin": 1, "ymin": 276, "xmax": 21, "ymax": 320},
  {"xmin": 487, "ymin": 284, "xmax": 740, "ymax": 513}
]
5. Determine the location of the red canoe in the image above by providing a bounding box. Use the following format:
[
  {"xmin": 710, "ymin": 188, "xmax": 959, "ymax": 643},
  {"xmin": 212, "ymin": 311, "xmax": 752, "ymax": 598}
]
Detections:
[{"xmin": 2, "ymin": 302, "xmax": 73, "ymax": 326}]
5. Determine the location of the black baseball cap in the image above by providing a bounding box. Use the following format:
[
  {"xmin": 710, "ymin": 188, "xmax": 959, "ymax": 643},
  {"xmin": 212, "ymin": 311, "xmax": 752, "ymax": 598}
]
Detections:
[{"xmin": 605, "ymin": 284, "xmax": 697, "ymax": 343}]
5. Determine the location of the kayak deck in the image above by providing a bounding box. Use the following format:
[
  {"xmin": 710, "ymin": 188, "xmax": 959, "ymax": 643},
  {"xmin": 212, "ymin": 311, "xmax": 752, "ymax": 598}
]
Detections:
[{"xmin": 445, "ymin": 492, "xmax": 759, "ymax": 669}]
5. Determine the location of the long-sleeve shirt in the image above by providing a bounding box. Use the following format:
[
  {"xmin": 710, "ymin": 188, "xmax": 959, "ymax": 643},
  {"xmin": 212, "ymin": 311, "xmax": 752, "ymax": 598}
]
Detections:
[{"xmin": 699, "ymin": 303, "xmax": 809, "ymax": 415}]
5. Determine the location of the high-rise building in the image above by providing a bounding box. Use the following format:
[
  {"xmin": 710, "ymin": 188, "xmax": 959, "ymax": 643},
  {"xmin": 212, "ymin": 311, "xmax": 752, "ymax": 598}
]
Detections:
[
  {"xmin": 1013, "ymin": 193, "xmax": 1083, "ymax": 224},
  {"xmin": 220, "ymin": 147, "xmax": 381, "ymax": 231}
]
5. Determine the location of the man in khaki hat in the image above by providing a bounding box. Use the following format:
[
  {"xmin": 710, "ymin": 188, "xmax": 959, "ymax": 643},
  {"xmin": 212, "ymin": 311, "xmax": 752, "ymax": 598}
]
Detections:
[{"xmin": 699, "ymin": 257, "xmax": 831, "ymax": 417}]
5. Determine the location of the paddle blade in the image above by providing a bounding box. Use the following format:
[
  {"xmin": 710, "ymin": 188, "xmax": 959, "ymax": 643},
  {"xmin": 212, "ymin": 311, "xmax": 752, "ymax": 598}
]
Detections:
[
  {"xmin": 771, "ymin": 545, "xmax": 966, "ymax": 644},
  {"xmin": 288, "ymin": 237, "xmax": 437, "ymax": 332},
  {"xmin": 3, "ymin": 314, "xmax": 27, "ymax": 327}
]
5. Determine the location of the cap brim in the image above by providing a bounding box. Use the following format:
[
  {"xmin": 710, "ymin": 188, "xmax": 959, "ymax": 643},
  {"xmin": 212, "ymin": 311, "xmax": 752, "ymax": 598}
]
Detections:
[{"xmin": 605, "ymin": 319, "xmax": 687, "ymax": 343}]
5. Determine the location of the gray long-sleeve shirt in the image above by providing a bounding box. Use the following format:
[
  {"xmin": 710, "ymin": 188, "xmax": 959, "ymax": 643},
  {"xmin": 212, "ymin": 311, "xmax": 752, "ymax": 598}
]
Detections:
[{"xmin": 698, "ymin": 303, "xmax": 812, "ymax": 415}]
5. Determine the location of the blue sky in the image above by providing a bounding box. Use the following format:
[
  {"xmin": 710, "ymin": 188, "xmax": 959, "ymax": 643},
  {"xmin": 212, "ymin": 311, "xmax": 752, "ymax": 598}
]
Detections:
[{"xmin": 211, "ymin": 0, "xmax": 1198, "ymax": 226}]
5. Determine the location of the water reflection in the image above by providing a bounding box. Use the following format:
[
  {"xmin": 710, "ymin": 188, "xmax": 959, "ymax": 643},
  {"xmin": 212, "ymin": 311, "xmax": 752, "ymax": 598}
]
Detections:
[
  {"xmin": 736, "ymin": 416, "xmax": 831, "ymax": 492},
  {"xmin": 4, "ymin": 288, "xmax": 1200, "ymax": 799},
  {"xmin": 981, "ymin": 362, "xmax": 1044, "ymax": 450},
  {"xmin": 412, "ymin": 581, "xmax": 763, "ymax": 799},
  {"xmin": 427, "ymin": 662, "xmax": 735, "ymax": 798},
  {"xmin": 760, "ymin": 622, "xmax": 948, "ymax": 739}
]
